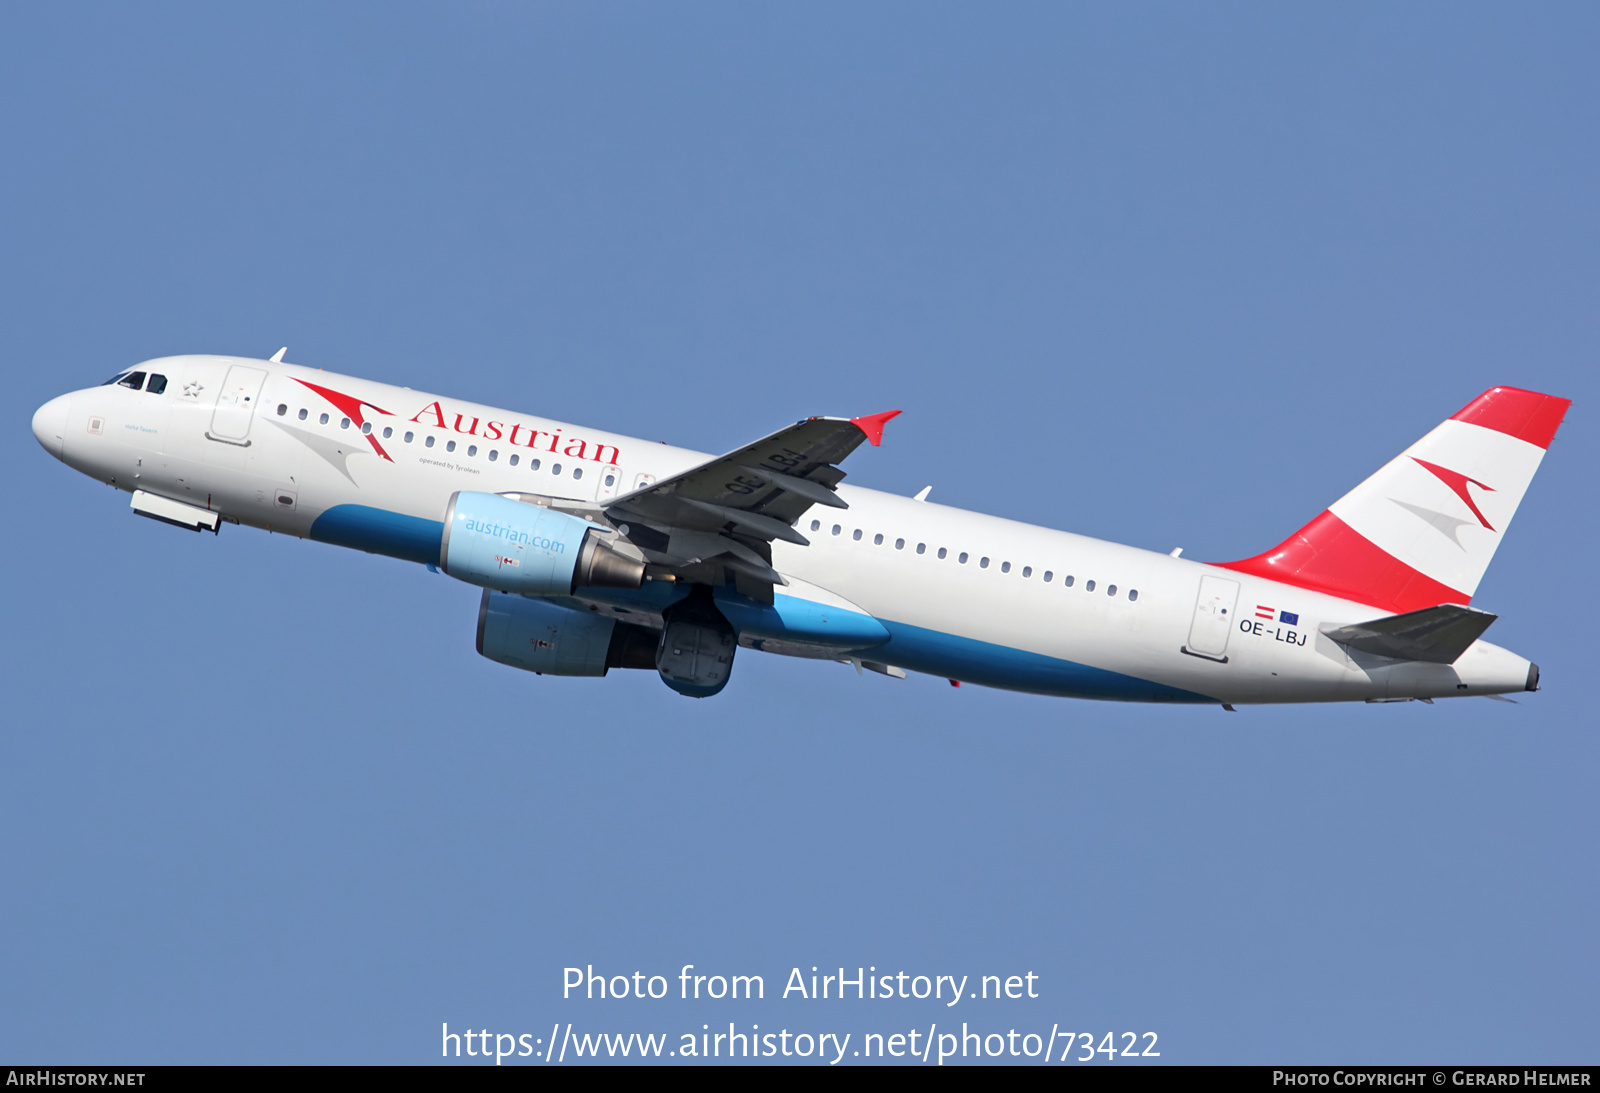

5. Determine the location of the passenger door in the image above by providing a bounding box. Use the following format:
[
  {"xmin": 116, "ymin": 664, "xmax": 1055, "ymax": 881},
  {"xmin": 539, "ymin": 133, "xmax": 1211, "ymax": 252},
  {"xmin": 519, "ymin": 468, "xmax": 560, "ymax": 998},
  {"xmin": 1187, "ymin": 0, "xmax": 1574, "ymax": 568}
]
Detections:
[
  {"xmin": 207, "ymin": 364, "xmax": 268, "ymax": 445},
  {"xmin": 1185, "ymin": 575, "xmax": 1240, "ymax": 660}
]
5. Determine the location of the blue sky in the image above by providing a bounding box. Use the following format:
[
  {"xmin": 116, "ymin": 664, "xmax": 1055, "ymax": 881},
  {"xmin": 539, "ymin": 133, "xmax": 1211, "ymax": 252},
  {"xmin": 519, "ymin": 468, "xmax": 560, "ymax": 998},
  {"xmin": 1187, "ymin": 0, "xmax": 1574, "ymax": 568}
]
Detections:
[{"xmin": 2, "ymin": 2, "xmax": 1595, "ymax": 1064}]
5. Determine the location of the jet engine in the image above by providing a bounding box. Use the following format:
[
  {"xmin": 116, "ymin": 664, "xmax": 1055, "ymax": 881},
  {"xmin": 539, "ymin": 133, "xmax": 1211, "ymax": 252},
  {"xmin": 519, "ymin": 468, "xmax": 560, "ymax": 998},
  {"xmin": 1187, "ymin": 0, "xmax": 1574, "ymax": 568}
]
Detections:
[
  {"xmin": 655, "ymin": 585, "xmax": 737, "ymax": 698},
  {"xmin": 442, "ymin": 490, "xmax": 643, "ymax": 595},
  {"xmin": 478, "ymin": 584, "xmax": 739, "ymax": 696},
  {"xmin": 477, "ymin": 590, "xmax": 658, "ymax": 676}
]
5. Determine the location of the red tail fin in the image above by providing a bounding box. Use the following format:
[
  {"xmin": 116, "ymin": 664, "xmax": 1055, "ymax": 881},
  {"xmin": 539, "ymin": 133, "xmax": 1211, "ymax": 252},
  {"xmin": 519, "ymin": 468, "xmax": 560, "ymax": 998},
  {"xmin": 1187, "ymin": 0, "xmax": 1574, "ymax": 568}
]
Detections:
[{"xmin": 1215, "ymin": 387, "xmax": 1569, "ymax": 613}]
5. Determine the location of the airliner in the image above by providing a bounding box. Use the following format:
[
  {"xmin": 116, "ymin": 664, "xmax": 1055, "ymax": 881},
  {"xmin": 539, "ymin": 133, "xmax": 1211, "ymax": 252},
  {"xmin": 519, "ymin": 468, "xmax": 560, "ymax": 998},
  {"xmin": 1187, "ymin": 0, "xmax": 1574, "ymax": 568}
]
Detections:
[{"xmin": 30, "ymin": 353, "xmax": 1568, "ymax": 704}]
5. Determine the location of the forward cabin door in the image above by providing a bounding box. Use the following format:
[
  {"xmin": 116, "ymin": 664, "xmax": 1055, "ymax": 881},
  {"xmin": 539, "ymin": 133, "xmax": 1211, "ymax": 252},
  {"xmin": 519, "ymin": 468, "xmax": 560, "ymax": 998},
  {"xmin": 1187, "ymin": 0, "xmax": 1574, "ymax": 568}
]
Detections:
[
  {"xmin": 596, "ymin": 463, "xmax": 624, "ymax": 500},
  {"xmin": 207, "ymin": 364, "xmax": 268, "ymax": 445},
  {"xmin": 1186, "ymin": 575, "xmax": 1240, "ymax": 660}
]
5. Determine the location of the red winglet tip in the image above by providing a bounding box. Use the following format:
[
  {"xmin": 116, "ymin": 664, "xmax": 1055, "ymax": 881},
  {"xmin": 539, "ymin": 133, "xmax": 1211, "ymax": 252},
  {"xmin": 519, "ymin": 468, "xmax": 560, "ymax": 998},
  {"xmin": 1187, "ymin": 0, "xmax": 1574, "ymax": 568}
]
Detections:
[{"xmin": 851, "ymin": 409, "xmax": 902, "ymax": 447}]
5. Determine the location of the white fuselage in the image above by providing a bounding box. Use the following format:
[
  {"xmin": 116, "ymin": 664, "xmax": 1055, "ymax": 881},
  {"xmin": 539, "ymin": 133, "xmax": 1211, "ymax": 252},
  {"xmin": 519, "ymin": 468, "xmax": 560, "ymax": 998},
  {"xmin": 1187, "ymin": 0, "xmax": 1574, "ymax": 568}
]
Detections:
[{"xmin": 33, "ymin": 355, "xmax": 1537, "ymax": 705}]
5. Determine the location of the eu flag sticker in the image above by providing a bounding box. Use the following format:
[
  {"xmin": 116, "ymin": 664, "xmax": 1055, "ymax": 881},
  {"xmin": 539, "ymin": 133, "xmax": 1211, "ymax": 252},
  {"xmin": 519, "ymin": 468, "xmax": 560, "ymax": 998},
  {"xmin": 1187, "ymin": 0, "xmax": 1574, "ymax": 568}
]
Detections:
[{"xmin": 1279, "ymin": 611, "xmax": 1299, "ymax": 625}]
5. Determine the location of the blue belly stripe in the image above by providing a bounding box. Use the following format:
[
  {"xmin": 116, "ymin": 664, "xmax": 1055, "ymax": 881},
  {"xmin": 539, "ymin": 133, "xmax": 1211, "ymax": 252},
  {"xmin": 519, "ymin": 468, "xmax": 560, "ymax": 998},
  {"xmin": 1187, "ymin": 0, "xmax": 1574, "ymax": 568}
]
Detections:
[
  {"xmin": 718, "ymin": 589, "xmax": 891, "ymax": 649},
  {"xmin": 305, "ymin": 516, "xmax": 1211, "ymax": 701},
  {"xmin": 310, "ymin": 504, "xmax": 443, "ymax": 565},
  {"xmin": 873, "ymin": 618, "xmax": 1216, "ymax": 703}
]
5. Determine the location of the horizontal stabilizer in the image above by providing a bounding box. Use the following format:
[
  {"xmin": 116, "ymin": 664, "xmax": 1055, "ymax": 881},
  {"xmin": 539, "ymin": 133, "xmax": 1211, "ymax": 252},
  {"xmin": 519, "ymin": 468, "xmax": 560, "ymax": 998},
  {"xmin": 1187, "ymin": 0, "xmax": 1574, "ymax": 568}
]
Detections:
[{"xmin": 1323, "ymin": 603, "xmax": 1497, "ymax": 664}]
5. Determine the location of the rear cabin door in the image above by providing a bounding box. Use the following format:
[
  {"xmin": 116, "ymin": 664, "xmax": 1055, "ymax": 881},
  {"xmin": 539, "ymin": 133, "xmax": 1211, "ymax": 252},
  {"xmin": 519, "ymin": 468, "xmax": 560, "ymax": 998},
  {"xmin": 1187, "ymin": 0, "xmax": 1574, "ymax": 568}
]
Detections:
[
  {"xmin": 596, "ymin": 464, "xmax": 624, "ymax": 500},
  {"xmin": 208, "ymin": 364, "xmax": 268, "ymax": 445},
  {"xmin": 1186, "ymin": 575, "xmax": 1240, "ymax": 660}
]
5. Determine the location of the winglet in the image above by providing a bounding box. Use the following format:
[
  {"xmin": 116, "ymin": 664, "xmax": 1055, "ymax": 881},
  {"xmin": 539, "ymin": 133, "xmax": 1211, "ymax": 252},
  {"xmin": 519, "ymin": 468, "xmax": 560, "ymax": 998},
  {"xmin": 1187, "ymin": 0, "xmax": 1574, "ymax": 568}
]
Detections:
[
  {"xmin": 850, "ymin": 409, "xmax": 901, "ymax": 447},
  {"xmin": 269, "ymin": 347, "xmax": 287, "ymax": 363}
]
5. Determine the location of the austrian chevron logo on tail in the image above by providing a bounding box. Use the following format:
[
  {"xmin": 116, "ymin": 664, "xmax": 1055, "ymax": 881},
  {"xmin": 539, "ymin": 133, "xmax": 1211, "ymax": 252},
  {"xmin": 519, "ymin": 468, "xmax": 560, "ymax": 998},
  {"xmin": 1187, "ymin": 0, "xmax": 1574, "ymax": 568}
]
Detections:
[
  {"xmin": 1410, "ymin": 458, "xmax": 1497, "ymax": 531},
  {"xmin": 1219, "ymin": 386, "xmax": 1570, "ymax": 614}
]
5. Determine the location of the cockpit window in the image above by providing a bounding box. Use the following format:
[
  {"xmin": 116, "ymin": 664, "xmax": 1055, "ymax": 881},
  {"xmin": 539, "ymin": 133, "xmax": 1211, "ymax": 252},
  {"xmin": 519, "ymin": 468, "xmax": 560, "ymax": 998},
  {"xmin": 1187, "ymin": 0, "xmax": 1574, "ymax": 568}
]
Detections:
[
  {"xmin": 146, "ymin": 374, "xmax": 167, "ymax": 395},
  {"xmin": 117, "ymin": 371, "xmax": 147, "ymax": 391},
  {"xmin": 100, "ymin": 371, "xmax": 132, "ymax": 386}
]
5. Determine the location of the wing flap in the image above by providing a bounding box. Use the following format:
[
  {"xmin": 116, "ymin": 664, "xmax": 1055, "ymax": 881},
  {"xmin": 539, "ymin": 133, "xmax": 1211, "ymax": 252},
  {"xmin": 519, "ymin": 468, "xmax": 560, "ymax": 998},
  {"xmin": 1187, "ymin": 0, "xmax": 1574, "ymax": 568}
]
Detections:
[
  {"xmin": 735, "ymin": 464, "xmax": 849, "ymax": 509},
  {"xmin": 680, "ymin": 497, "xmax": 811, "ymax": 545}
]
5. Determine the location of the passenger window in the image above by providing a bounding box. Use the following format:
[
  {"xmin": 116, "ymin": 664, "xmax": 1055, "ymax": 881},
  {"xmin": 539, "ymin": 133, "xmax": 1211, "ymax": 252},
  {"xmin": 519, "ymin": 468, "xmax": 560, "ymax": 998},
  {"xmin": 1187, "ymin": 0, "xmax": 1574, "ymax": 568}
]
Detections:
[
  {"xmin": 404, "ymin": 431, "xmax": 414, "ymax": 443},
  {"xmin": 1043, "ymin": 571, "xmax": 1053, "ymax": 582},
  {"xmin": 530, "ymin": 458, "xmax": 541, "ymax": 471},
  {"xmin": 572, "ymin": 468, "xmax": 582, "ymax": 480},
  {"xmin": 276, "ymin": 403, "xmax": 288, "ymax": 416},
  {"xmin": 382, "ymin": 426, "xmax": 393, "ymax": 439},
  {"xmin": 118, "ymin": 372, "xmax": 146, "ymax": 390},
  {"xmin": 552, "ymin": 463, "xmax": 562, "ymax": 475},
  {"xmin": 467, "ymin": 445, "xmax": 477, "ymax": 457},
  {"xmin": 1064, "ymin": 575, "xmax": 1074, "ymax": 587},
  {"xmin": 895, "ymin": 538, "xmax": 905, "ymax": 550},
  {"xmin": 958, "ymin": 552, "xmax": 969, "ymax": 564},
  {"xmin": 319, "ymin": 413, "xmax": 330, "ymax": 425},
  {"xmin": 832, "ymin": 525, "xmax": 841, "ymax": 536},
  {"xmin": 1001, "ymin": 561, "xmax": 1010, "ymax": 573},
  {"xmin": 298, "ymin": 409, "xmax": 308, "ymax": 421},
  {"xmin": 340, "ymin": 417, "xmax": 351, "ymax": 429},
  {"xmin": 916, "ymin": 543, "xmax": 925, "ymax": 554},
  {"xmin": 1022, "ymin": 566, "xmax": 1031, "ymax": 577},
  {"xmin": 810, "ymin": 520, "xmax": 821, "ymax": 532},
  {"xmin": 362, "ymin": 422, "xmax": 372, "ymax": 435},
  {"xmin": 1107, "ymin": 584, "xmax": 1117, "ymax": 596},
  {"xmin": 1086, "ymin": 580, "xmax": 1096, "ymax": 592},
  {"xmin": 488, "ymin": 449, "xmax": 498, "ymax": 461},
  {"xmin": 146, "ymin": 374, "xmax": 167, "ymax": 394},
  {"xmin": 446, "ymin": 440, "xmax": 456, "ymax": 453},
  {"xmin": 509, "ymin": 454, "xmax": 519, "ymax": 466},
  {"xmin": 937, "ymin": 547, "xmax": 947, "ymax": 559},
  {"xmin": 425, "ymin": 435, "xmax": 435, "ymax": 448},
  {"xmin": 1128, "ymin": 589, "xmax": 1139, "ymax": 602},
  {"xmin": 874, "ymin": 533, "xmax": 883, "ymax": 545},
  {"xmin": 852, "ymin": 529, "xmax": 862, "ymax": 541},
  {"xmin": 980, "ymin": 557, "xmax": 990, "ymax": 568}
]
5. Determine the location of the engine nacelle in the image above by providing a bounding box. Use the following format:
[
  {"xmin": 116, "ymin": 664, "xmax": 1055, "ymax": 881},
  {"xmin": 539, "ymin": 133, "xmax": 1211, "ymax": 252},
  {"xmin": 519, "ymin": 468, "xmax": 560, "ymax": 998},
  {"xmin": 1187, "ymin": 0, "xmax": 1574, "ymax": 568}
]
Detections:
[
  {"xmin": 656, "ymin": 586, "xmax": 737, "ymax": 698},
  {"xmin": 441, "ymin": 491, "xmax": 643, "ymax": 595},
  {"xmin": 477, "ymin": 590, "xmax": 658, "ymax": 677}
]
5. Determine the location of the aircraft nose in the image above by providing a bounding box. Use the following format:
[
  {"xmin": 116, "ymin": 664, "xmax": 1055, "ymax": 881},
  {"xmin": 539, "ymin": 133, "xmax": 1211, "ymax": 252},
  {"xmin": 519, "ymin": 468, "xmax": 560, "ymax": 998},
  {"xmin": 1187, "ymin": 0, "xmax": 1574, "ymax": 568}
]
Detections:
[{"xmin": 32, "ymin": 393, "xmax": 71, "ymax": 458}]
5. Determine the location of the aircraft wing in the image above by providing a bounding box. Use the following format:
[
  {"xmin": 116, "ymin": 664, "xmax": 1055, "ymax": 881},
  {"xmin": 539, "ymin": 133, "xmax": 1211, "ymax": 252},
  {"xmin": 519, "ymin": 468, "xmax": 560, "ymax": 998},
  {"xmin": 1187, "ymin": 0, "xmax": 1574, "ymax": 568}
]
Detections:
[
  {"xmin": 1323, "ymin": 603, "xmax": 1498, "ymax": 664},
  {"xmin": 602, "ymin": 411, "xmax": 898, "ymax": 597}
]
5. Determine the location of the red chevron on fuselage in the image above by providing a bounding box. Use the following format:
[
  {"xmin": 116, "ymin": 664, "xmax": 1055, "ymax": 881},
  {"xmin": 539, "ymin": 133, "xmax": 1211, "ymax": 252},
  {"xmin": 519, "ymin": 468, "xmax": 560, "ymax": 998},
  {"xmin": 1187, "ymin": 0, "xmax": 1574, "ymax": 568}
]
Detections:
[{"xmin": 295, "ymin": 378, "xmax": 396, "ymax": 461}]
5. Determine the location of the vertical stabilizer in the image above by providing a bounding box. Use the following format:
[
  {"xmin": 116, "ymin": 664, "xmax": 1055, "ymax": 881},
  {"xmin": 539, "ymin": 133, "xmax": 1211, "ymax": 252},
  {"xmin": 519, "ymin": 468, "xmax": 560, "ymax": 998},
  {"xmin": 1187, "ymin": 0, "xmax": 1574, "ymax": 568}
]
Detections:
[{"xmin": 1216, "ymin": 387, "xmax": 1569, "ymax": 613}]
